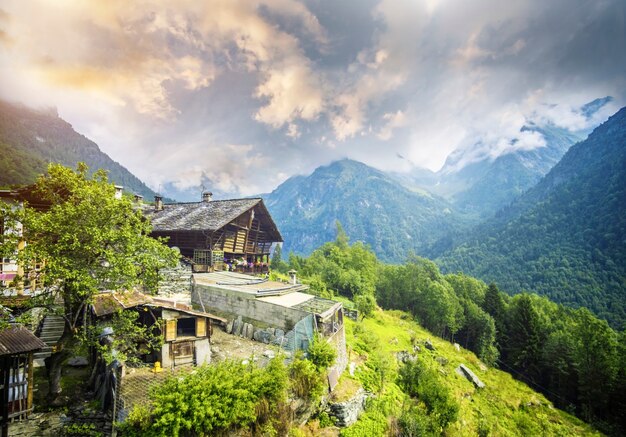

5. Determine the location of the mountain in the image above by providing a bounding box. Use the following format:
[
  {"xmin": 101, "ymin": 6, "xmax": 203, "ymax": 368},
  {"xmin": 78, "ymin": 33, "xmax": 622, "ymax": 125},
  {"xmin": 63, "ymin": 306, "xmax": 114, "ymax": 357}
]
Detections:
[
  {"xmin": 264, "ymin": 159, "xmax": 468, "ymax": 263},
  {"xmin": 395, "ymin": 98, "xmax": 613, "ymax": 218},
  {"xmin": 0, "ymin": 100, "xmax": 162, "ymax": 200},
  {"xmin": 437, "ymin": 106, "xmax": 626, "ymax": 328}
]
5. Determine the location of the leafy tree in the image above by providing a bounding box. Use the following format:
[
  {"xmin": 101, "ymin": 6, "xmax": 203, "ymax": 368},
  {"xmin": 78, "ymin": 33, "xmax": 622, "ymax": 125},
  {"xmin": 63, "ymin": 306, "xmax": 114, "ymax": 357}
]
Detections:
[
  {"xmin": 398, "ymin": 359, "xmax": 459, "ymax": 430},
  {"xmin": 8, "ymin": 163, "xmax": 178, "ymax": 401},
  {"xmin": 354, "ymin": 292, "xmax": 376, "ymax": 321}
]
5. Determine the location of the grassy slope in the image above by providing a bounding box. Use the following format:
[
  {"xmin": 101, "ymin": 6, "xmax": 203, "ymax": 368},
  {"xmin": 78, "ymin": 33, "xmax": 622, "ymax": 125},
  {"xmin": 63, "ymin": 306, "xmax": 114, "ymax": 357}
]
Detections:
[{"xmin": 340, "ymin": 308, "xmax": 599, "ymax": 436}]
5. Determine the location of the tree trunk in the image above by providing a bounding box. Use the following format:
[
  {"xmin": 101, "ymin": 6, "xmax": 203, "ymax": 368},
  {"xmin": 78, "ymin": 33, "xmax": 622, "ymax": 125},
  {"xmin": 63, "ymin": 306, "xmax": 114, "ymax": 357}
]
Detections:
[{"xmin": 44, "ymin": 330, "xmax": 72, "ymax": 404}]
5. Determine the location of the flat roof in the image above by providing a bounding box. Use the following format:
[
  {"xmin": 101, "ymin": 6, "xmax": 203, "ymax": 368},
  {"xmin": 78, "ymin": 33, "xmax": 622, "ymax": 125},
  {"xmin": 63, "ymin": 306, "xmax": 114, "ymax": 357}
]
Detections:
[
  {"xmin": 257, "ymin": 291, "xmax": 315, "ymax": 308},
  {"xmin": 193, "ymin": 271, "xmax": 309, "ymax": 295},
  {"xmin": 193, "ymin": 272, "xmax": 342, "ymax": 316}
]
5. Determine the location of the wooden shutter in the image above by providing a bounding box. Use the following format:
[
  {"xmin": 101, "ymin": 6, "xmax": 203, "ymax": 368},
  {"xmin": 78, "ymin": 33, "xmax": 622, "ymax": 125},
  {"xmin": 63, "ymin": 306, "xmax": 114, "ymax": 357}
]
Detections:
[
  {"xmin": 196, "ymin": 318, "xmax": 206, "ymax": 338},
  {"xmin": 165, "ymin": 319, "xmax": 177, "ymax": 342}
]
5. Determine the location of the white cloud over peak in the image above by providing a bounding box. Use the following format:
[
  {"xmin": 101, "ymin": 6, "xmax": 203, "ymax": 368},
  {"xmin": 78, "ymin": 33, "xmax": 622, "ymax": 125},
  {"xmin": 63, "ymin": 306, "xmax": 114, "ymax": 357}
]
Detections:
[{"xmin": 0, "ymin": 0, "xmax": 624, "ymax": 199}]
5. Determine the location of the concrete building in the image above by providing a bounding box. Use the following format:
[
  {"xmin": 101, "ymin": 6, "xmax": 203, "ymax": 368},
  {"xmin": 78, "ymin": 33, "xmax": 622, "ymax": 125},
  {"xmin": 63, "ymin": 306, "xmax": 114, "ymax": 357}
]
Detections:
[{"xmin": 192, "ymin": 271, "xmax": 347, "ymax": 388}]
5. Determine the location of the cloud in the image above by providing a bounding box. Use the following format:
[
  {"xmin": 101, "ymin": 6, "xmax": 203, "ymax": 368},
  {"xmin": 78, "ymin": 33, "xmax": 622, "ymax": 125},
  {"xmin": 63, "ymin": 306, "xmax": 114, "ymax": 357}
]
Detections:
[{"xmin": 0, "ymin": 0, "xmax": 624, "ymax": 198}]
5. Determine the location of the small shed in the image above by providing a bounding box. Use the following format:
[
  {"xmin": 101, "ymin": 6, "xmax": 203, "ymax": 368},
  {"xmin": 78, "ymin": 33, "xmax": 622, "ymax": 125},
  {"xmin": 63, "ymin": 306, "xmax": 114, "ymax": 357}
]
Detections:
[
  {"xmin": 0, "ymin": 326, "xmax": 46, "ymax": 429},
  {"xmin": 91, "ymin": 290, "xmax": 226, "ymax": 369}
]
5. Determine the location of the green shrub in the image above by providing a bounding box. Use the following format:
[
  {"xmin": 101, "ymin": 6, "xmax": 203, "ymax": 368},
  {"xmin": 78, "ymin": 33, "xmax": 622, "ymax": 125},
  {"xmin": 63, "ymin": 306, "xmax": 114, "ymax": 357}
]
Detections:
[
  {"xmin": 289, "ymin": 352, "xmax": 326, "ymax": 402},
  {"xmin": 121, "ymin": 358, "xmax": 288, "ymax": 436},
  {"xmin": 308, "ymin": 332, "xmax": 337, "ymax": 371}
]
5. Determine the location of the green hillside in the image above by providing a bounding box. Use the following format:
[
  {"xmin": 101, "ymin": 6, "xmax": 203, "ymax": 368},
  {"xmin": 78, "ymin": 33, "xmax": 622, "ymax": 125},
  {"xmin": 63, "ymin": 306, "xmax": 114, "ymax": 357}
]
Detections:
[
  {"xmin": 0, "ymin": 100, "xmax": 162, "ymax": 199},
  {"xmin": 437, "ymin": 107, "xmax": 626, "ymax": 328},
  {"xmin": 330, "ymin": 308, "xmax": 601, "ymax": 436}
]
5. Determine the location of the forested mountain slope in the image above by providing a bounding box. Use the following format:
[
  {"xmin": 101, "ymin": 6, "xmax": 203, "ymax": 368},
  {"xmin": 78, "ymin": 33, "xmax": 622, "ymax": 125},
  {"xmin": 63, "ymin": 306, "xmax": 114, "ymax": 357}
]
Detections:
[
  {"xmin": 264, "ymin": 159, "xmax": 468, "ymax": 262},
  {"xmin": 0, "ymin": 100, "xmax": 160, "ymax": 199},
  {"xmin": 437, "ymin": 107, "xmax": 626, "ymax": 328}
]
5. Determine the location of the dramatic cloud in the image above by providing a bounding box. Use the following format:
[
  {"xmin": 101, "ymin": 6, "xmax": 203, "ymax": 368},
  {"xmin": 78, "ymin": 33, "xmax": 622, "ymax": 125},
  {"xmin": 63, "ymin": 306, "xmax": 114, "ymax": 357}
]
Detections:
[{"xmin": 0, "ymin": 0, "xmax": 624, "ymax": 199}]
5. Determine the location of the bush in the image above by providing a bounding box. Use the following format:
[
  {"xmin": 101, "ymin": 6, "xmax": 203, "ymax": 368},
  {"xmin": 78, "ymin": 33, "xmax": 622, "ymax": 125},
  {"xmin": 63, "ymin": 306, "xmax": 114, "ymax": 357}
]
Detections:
[
  {"xmin": 289, "ymin": 353, "xmax": 326, "ymax": 402},
  {"xmin": 308, "ymin": 332, "xmax": 337, "ymax": 371},
  {"xmin": 121, "ymin": 358, "xmax": 288, "ymax": 436},
  {"xmin": 397, "ymin": 359, "xmax": 459, "ymax": 430}
]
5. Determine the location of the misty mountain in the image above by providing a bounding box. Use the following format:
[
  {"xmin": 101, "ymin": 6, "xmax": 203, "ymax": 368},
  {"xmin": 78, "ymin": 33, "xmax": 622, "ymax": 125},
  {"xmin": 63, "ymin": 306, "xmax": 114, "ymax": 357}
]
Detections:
[
  {"xmin": 0, "ymin": 100, "xmax": 163, "ymax": 200},
  {"xmin": 395, "ymin": 97, "xmax": 613, "ymax": 218},
  {"xmin": 437, "ymin": 106, "xmax": 626, "ymax": 328},
  {"xmin": 264, "ymin": 159, "xmax": 469, "ymax": 263}
]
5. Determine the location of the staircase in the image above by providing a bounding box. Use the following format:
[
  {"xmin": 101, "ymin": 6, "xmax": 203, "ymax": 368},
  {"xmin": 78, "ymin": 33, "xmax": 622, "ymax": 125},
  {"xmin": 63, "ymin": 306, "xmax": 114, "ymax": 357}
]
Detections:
[{"xmin": 33, "ymin": 315, "xmax": 65, "ymax": 367}]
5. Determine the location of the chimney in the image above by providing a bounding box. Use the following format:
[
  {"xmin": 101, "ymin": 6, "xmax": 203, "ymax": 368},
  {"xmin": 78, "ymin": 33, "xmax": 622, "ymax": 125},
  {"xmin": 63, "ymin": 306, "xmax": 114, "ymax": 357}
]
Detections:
[
  {"xmin": 134, "ymin": 194, "xmax": 144, "ymax": 203},
  {"xmin": 288, "ymin": 270, "xmax": 297, "ymax": 285},
  {"xmin": 114, "ymin": 185, "xmax": 123, "ymax": 200},
  {"xmin": 154, "ymin": 195, "xmax": 163, "ymax": 211},
  {"xmin": 202, "ymin": 191, "xmax": 213, "ymax": 202}
]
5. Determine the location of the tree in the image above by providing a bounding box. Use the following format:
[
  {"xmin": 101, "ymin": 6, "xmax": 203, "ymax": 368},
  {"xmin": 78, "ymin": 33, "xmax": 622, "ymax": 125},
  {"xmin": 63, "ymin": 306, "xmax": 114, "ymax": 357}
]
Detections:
[
  {"xmin": 14, "ymin": 163, "xmax": 178, "ymax": 401},
  {"xmin": 354, "ymin": 293, "xmax": 376, "ymax": 321},
  {"xmin": 507, "ymin": 294, "xmax": 544, "ymax": 384},
  {"xmin": 270, "ymin": 244, "xmax": 287, "ymax": 272}
]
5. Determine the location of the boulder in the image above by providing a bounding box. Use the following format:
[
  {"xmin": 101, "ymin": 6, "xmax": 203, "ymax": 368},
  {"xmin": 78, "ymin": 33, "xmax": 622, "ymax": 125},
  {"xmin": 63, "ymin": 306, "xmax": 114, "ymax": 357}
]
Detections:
[
  {"xmin": 456, "ymin": 364, "xmax": 486, "ymax": 389},
  {"xmin": 424, "ymin": 339, "xmax": 435, "ymax": 351}
]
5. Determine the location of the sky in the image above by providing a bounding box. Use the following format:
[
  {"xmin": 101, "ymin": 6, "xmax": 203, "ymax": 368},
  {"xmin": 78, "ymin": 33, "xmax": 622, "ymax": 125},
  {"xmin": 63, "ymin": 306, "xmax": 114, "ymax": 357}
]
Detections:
[{"xmin": 0, "ymin": 0, "xmax": 624, "ymax": 200}]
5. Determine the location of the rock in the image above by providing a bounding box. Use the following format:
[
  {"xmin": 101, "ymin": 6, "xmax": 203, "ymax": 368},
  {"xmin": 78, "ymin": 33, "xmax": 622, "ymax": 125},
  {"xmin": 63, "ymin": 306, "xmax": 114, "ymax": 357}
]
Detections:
[
  {"xmin": 328, "ymin": 388, "xmax": 368, "ymax": 427},
  {"xmin": 349, "ymin": 362, "xmax": 356, "ymax": 376},
  {"xmin": 263, "ymin": 350, "xmax": 276, "ymax": 359},
  {"xmin": 242, "ymin": 359, "xmax": 249, "ymax": 365},
  {"xmin": 435, "ymin": 356, "xmax": 448, "ymax": 366},
  {"xmin": 424, "ymin": 339, "xmax": 435, "ymax": 351},
  {"xmin": 233, "ymin": 316, "xmax": 243, "ymax": 336},
  {"xmin": 267, "ymin": 327, "xmax": 275, "ymax": 335},
  {"xmin": 454, "ymin": 343, "xmax": 460, "ymax": 352},
  {"xmin": 244, "ymin": 323, "xmax": 254, "ymax": 339},
  {"xmin": 226, "ymin": 320, "xmax": 234, "ymax": 334},
  {"xmin": 275, "ymin": 329, "xmax": 285, "ymax": 338},
  {"xmin": 456, "ymin": 364, "xmax": 486, "ymax": 389},
  {"xmin": 396, "ymin": 350, "xmax": 414, "ymax": 363},
  {"xmin": 67, "ymin": 356, "xmax": 89, "ymax": 367},
  {"xmin": 253, "ymin": 329, "xmax": 263, "ymax": 342}
]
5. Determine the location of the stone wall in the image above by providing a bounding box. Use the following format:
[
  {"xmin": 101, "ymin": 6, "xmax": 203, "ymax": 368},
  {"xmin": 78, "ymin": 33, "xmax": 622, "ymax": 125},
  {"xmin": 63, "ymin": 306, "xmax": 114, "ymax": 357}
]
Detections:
[
  {"xmin": 327, "ymin": 388, "xmax": 367, "ymax": 427},
  {"xmin": 158, "ymin": 262, "xmax": 192, "ymax": 296},
  {"xmin": 192, "ymin": 283, "xmax": 309, "ymax": 331}
]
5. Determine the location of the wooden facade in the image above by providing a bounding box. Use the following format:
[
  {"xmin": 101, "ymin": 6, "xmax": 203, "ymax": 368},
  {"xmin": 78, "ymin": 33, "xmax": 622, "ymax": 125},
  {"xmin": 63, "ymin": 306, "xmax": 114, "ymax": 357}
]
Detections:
[
  {"xmin": 0, "ymin": 327, "xmax": 45, "ymax": 434},
  {"xmin": 145, "ymin": 196, "xmax": 282, "ymax": 272}
]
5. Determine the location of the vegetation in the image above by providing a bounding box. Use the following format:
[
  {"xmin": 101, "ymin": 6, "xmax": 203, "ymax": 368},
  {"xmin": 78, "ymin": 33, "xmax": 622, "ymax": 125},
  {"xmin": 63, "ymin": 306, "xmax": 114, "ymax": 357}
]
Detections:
[
  {"xmin": 0, "ymin": 163, "xmax": 178, "ymax": 401},
  {"xmin": 438, "ymin": 107, "xmax": 626, "ymax": 329},
  {"xmin": 281, "ymin": 227, "xmax": 623, "ymax": 435},
  {"xmin": 121, "ymin": 358, "xmax": 289, "ymax": 436},
  {"xmin": 0, "ymin": 99, "xmax": 162, "ymax": 198}
]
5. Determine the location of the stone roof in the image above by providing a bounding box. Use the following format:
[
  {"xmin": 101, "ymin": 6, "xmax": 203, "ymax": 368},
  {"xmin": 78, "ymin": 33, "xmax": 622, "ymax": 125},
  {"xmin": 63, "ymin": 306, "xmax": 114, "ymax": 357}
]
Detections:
[
  {"xmin": 0, "ymin": 326, "xmax": 46, "ymax": 356},
  {"xmin": 144, "ymin": 198, "xmax": 263, "ymax": 232},
  {"xmin": 91, "ymin": 290, "xmax": 227, "ymax": 325}
]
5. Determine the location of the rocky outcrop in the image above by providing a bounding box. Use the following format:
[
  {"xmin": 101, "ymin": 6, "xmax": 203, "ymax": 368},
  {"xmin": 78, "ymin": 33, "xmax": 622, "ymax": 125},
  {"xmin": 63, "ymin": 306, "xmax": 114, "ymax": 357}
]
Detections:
[{"xmin": 327, "ymin": 388, "xmax": 368, "ymax": 427}]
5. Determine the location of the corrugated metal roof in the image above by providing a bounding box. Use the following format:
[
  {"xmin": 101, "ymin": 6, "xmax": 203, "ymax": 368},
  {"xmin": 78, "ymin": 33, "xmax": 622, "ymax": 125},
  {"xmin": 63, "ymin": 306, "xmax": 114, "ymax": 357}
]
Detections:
[
  {"xmin": 0, "ymin": 326, "xmax": 46, "ymax": 356},
  {"xmin": 144, "ymin": 198, "xmax": 262, "ymax": 232}
]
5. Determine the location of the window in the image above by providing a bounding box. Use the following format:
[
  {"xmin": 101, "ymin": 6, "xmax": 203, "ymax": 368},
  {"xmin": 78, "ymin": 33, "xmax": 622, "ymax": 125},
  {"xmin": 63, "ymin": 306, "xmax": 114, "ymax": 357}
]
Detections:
[{"xmin": 176, "ymin": 317, "xmax": 196, "ymax": 337}]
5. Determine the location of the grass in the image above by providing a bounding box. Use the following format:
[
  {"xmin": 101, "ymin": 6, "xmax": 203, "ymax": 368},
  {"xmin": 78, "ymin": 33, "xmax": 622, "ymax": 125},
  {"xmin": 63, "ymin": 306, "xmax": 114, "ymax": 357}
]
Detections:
[{"xmin": 342, "ymin": 308, "xmax": 601, "ymax": 436}]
